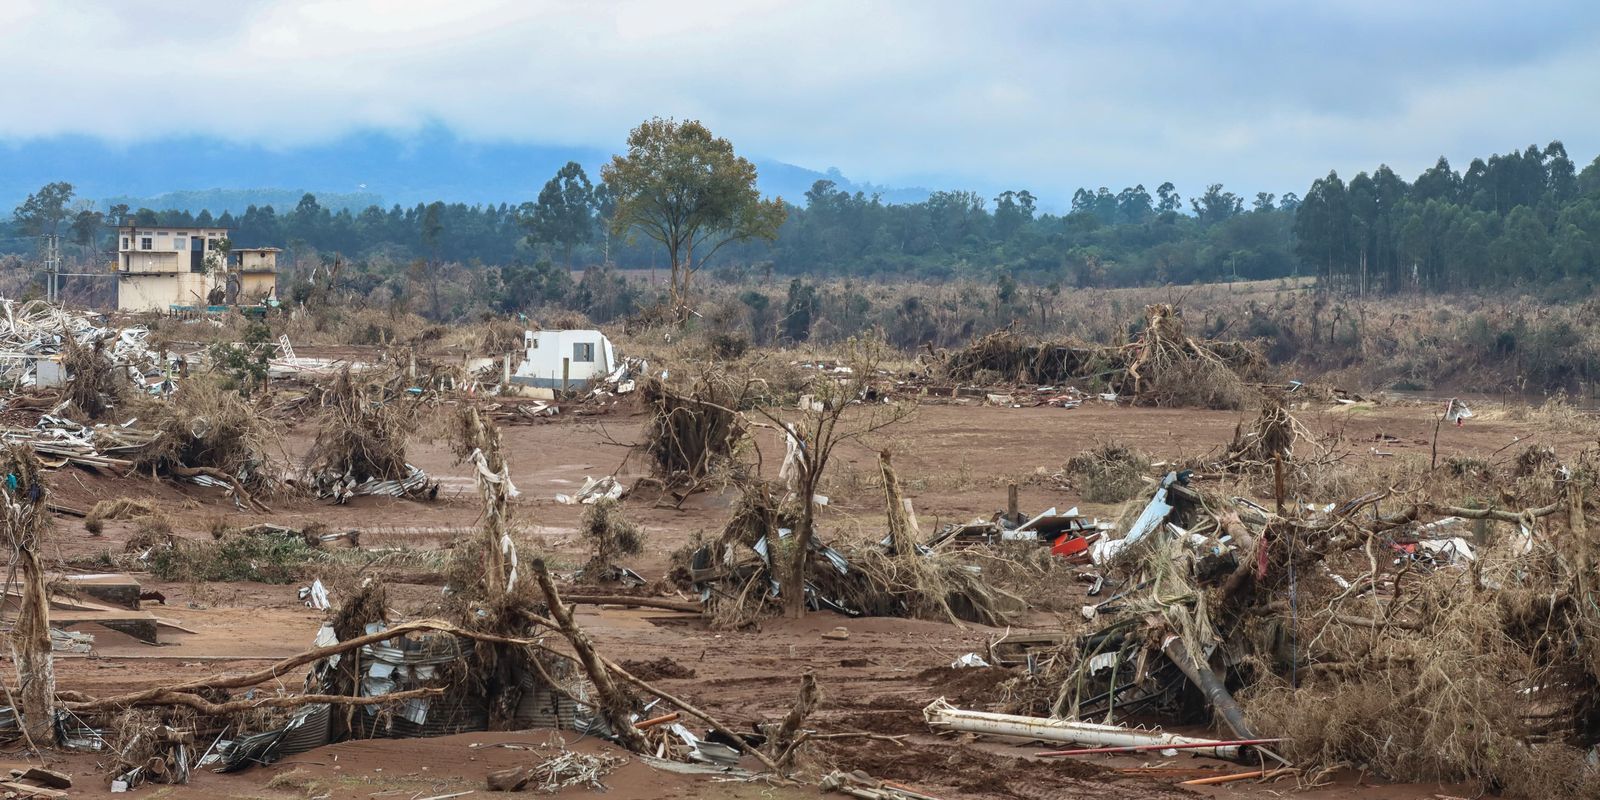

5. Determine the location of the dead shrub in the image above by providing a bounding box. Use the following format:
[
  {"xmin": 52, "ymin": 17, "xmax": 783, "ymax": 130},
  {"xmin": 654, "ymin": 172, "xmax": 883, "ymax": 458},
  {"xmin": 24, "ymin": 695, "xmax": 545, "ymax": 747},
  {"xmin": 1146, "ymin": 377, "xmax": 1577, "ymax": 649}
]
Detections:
[
  {"xmin": 640, "ymin": 374, "xmax": 746, "ymax": 491},
  {"xmin": 133, "ymin": 376, "xmax": 282, "ymax": 501},
  {"xmin": 84, "ymin": 497, "xmax": 159, "ymax": 535},
  {"xmin": 305, "ymin": 366, "xmax": 419, "ymax": 492},
  {"xmin": 1065, "ymin": 442, "xmax": 1149, "ymax": 504},
  {"xmin": 578, "ymin": 498, "xmax": 645, "ymax": 580},
  {"xmin": 123, "ymin": 516, "xmax": 175, "ymax": 553},
  {"xmin": 60, "ymin": 334, "xmax": 127, "ymax": 420}
]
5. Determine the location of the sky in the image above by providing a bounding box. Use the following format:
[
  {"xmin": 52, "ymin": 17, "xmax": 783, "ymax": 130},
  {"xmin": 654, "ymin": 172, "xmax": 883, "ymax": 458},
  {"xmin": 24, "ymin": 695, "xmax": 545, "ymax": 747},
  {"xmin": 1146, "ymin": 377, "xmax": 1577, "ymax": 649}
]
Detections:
[{"xmin": 3, "ymin": 0, "xmax": 1598, "ymax": 203}]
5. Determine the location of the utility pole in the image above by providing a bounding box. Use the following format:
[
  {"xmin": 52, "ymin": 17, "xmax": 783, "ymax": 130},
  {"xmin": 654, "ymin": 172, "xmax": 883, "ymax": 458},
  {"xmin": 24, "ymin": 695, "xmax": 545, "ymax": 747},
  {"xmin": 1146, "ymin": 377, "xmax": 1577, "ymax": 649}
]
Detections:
[{"xmin": 41, "ymin": 234, "xmax": 61, "ymax": 304}]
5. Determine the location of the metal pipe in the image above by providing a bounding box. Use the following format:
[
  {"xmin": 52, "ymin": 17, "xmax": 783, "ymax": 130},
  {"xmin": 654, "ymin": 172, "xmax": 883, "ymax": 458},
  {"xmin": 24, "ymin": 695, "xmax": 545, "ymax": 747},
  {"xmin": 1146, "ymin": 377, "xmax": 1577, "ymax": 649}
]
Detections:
[
  {"xmin": 922, "ymin": 699, "xmax": 1243, "ymax": 760},
  {"xmin": 1159, "ymin": 635, "xmax": 1258, "ymax": 740},
  {"xmin": 1038, "ymin": 737, "xmax": 1284, "ymax": 757}
]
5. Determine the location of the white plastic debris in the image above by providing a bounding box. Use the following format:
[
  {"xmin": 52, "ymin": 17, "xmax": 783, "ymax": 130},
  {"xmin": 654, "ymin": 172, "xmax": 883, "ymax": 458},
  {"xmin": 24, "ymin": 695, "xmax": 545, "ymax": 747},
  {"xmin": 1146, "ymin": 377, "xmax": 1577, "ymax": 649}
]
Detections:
[
  {"xmin": 950, "ymin": 653, "xmax": 991, "ymax": 669},
  {"xmin": 299, "ymin": 578, "xmax": 331, "ymax": 610},
  {"xmin": 573, "ymin": 475, "xmax": 624, "ymax": 504}
]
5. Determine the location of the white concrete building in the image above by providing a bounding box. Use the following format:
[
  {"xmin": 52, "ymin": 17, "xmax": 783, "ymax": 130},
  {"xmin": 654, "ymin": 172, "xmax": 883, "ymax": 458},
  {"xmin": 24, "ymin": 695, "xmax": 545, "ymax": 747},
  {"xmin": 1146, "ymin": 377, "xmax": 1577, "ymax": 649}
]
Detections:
[{"xmin": 510, "ymin": 330, "xmax": 616, "ymax": 390}]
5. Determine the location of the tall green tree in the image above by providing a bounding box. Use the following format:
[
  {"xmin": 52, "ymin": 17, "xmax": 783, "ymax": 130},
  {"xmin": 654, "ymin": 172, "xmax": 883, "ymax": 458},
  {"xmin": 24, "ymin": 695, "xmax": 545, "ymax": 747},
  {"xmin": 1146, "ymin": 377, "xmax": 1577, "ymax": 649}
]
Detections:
[
  {"xmin": 69, "ymin": 209, "xmax": 104, "ymax": 249},
  {"xmin": 527, "ymin": 161, "xmax": 596, "ymax": 266},
  {"xmin": 13, "ymin": 182, "xmax": 75, "ymax": 237},
  {"xmin": 602, "ymin": 117, "xmax": 786, "ymax": 310}
]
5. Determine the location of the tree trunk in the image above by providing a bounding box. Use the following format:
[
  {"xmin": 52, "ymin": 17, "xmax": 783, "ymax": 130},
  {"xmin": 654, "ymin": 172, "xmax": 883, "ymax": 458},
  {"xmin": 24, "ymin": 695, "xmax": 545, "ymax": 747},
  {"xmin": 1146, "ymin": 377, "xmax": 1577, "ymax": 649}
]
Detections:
[
  {"xmin": 880, "ymin": 450, "xmax": 916, "ymax": 555},
  {"xmin": 667, "ymin": 241, "xmax": 683, "ymax": 310},
  {"xmin": 531, "ymin": 560, "xmax": 649, "ymax": 753},
  {"xmin": 784, "ymin": 505, "xmax": 813, "ymax": 620},
  {"xmin": 13, "ymin": 547, "xmax": 54, "ymax": 747}
]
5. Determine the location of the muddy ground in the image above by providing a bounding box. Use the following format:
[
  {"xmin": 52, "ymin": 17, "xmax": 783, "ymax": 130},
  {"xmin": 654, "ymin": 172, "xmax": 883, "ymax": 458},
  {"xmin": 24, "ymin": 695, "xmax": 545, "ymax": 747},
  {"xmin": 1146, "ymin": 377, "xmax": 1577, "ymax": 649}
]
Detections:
[{"xmin": 19, "ymin": 396, "xmax": 1570, "ymax": 799}]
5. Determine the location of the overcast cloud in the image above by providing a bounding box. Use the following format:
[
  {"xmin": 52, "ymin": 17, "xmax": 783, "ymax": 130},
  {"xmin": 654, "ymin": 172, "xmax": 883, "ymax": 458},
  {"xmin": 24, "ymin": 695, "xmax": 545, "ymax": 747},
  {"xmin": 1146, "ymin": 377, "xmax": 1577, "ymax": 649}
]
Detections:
[{"xmin": 3, "ymin": 0, "xmax": 1597, "ymax": 198}]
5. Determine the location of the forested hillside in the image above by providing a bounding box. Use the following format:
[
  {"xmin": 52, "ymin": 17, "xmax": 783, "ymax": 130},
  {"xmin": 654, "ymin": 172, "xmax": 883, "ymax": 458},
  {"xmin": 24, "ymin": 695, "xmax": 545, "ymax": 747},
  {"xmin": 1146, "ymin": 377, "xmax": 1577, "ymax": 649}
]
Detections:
[{"xmin": 7, "ymin": 142, "xmax": 1600, "ymax": 294}]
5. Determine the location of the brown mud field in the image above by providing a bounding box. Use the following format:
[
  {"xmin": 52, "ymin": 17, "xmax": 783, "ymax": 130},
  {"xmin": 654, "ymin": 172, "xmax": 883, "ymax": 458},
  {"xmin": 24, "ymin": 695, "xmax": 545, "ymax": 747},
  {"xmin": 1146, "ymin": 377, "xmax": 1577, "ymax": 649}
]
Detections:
[{"xmin": 18, "ymin": 399, "xmax": 1572, "ymax": 799}]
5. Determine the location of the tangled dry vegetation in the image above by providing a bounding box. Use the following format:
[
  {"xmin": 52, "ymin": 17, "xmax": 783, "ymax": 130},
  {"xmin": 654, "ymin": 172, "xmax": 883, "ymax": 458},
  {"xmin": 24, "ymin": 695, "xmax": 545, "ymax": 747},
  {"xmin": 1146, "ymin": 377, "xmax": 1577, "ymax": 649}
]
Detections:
[
  {"xmin": 131, "ymin": 376, "xmax": 282, "ymax": 507},
  {"xmin": 60, "ymin": 333, "xmax": 128, "ymax": 420},
  {"xmin": 1064, "ymin": 441, "xmax": 1150, "ymax": 504},
  {"xmin": 640, "ymin": 373, "xmax": 746, "ymax": 494},
  {"xmin": 578, "ymin": 498, "xmax": 645, "ymax": 581},
  {"xmin": 940, "ymin": 303, "xmax": 1267, "ymax": 409},
  {"xmin": 1002, "ymin": 400, "xmax": 1600, "ymax": 798},
  {"xmin": 303, "ymin": 366, "xmax": 429, "ymax": 497},
  {"xmin": 679, "ymin": 484, "xmax": 1020, "ymax": 630}
]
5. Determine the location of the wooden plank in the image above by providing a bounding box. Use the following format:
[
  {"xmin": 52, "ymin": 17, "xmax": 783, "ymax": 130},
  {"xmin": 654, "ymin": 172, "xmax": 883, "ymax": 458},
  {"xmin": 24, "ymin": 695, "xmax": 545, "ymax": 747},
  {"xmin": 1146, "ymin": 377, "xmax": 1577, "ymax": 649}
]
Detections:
[{"xmin": 0, "ymin": 780, "xmax": 68, "ymax": 798}]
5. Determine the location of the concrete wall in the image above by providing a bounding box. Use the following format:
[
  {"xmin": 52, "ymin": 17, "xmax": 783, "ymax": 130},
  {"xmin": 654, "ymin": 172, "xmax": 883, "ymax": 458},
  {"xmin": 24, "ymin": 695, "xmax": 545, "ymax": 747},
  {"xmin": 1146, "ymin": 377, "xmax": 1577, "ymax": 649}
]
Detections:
[
  {"xmin": 240, "ymin": 272, "xmax": 276, "ymax": 301},
  {"xmin": 236, "ymin": 250, "xmax": 277, "ymax": 271},
  {"xmin": 512, "ymin": 330, "xmax": 615, "ymax": 387},
  {"xmin": 117, "ymin": 227, "xmax": 227, "ymax": 274},
  {"xmin": 118, "ymin": 272, "xmax": 216, "ymax": 312}
]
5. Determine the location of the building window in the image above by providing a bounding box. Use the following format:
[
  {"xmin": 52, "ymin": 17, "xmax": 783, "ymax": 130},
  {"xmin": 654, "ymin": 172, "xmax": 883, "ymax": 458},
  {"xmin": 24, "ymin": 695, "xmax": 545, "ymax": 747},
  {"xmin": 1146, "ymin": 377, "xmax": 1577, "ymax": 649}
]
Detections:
[
  {"xmin": 140, "ymin": 237, "xmax": 153, "ymax": 251},
  {"xmin": 174, "ymin": 238, "xmax": 186, "ymax": 250},
  {"xmin": 121, "ymin": 237, "xmax": 129, "ymax": 250},
  {"xmin": 573, "ymin": 342, "xmax": 595, "ymax": 363}
]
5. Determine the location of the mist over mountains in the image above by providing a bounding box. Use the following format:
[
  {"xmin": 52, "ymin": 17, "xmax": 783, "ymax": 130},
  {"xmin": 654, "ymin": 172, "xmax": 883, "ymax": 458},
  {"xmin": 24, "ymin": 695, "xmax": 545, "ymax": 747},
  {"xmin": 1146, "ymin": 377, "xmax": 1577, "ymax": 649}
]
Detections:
[{"xmin": 0, "ymin": 126, "xmax": 931, "ymax": 214}]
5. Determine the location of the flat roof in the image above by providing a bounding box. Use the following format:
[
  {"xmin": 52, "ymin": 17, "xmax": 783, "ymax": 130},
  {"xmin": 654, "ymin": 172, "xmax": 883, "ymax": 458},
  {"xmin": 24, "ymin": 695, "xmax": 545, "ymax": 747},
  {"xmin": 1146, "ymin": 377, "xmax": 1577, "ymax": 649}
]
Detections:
[{"xmin": 118, "ymin": 225, "xmax": 230, "ymax": 233}]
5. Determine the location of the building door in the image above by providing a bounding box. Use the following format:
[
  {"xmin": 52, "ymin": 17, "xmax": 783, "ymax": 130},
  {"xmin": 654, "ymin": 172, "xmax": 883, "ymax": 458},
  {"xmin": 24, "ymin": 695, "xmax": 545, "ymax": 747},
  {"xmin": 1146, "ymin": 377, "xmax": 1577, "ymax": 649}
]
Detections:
[{"xmin": 190, "ymin": 238, "xmax": 205, "ymax": 272}]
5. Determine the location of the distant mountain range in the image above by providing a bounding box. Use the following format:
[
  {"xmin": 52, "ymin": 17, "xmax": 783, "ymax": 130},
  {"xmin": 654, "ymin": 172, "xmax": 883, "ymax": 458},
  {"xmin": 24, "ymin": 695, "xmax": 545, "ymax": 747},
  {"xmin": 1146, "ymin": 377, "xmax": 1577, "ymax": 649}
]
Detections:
[{"xmin": 0, "ymin": 127, "xmax": 931, "ymax": 214}]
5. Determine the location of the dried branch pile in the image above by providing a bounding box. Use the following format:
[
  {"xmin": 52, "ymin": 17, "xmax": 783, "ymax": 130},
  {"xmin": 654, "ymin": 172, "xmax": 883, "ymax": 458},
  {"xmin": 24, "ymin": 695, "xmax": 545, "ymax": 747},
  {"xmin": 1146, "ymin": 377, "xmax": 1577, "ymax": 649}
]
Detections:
[
  {"xmin": 132, "ymin": 377, "xmax": 281, "ymax": 508},
  {"xmin": 679, "ymin": 480, "xmax": 1018, "ymax": 629},
  {"xmin": 305, "ymin": 367, "xmax": 433, "ymax": 501},
  {"xmin": 941, "ymin": 305, "xmax": 1266, "ymax": 409},
  {"xmin": 640, "ymin": 375, "xmax": 745, "ymax": 491},
  {"xmin": 1009, "ymin": 443, "xmax": 1600, "ymax": 797}
]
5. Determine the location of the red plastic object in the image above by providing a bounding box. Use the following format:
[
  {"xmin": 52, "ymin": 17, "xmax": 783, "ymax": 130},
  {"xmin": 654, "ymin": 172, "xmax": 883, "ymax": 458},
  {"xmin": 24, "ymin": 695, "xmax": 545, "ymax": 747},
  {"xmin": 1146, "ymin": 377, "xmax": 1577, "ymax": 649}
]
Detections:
[{"xmin": 1052, "ymin": 534, "xmax": 1089, "ymax": 558}]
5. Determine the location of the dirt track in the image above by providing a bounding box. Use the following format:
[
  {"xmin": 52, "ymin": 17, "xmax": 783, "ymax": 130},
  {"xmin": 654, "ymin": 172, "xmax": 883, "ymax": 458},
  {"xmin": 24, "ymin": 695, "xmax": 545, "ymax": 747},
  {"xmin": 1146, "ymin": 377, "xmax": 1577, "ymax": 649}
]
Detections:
[{"xmin": 25, "ymin": 397, "xmax": 1559, "ymax": 798}]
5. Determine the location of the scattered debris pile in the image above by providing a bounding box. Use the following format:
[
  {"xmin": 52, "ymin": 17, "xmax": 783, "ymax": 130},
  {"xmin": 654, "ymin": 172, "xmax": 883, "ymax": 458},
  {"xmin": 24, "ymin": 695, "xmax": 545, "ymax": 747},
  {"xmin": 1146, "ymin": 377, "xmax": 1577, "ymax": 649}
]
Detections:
[
  {"xmin": 679, "ymin": 478, "xmax": 1020, "ymax": 628},
  {"xmin": 983, "ymin": 446, "xmax": 1600, "ymax": 796},
  {"xmin": 304, "ymin": 367, "xmax": 436, "ymax": 502},
  {"xmin": 0, "ymin": 300, "xmax": 165, "ymax": 393},
  {"xmin": 940, "ymin": 305, "xmax": 1266, "ymax": 409}
]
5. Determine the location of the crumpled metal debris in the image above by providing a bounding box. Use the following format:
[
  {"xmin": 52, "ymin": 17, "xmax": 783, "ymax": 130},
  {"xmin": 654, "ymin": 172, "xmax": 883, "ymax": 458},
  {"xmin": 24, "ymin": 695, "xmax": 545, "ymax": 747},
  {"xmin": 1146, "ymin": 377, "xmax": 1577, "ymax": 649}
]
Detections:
[
  {"xmin": 316, "ymin": 464, "xmax": 435, "ymax": 503},
  {"xmin": 0, "ymin": 299, "xmax": 165, "ymax": 390},
  {"xmin": 556, "ymin": 474, "xmax": 624, "ymax": 505}
]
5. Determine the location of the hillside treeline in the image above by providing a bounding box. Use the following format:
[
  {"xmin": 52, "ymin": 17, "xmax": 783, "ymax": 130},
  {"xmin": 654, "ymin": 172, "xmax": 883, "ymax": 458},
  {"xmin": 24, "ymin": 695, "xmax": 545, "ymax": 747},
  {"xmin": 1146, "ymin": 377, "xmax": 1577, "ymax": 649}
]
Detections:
[{"xmin": 7, "ymin": 142, "xmax": 1600, "ymax": 295}]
